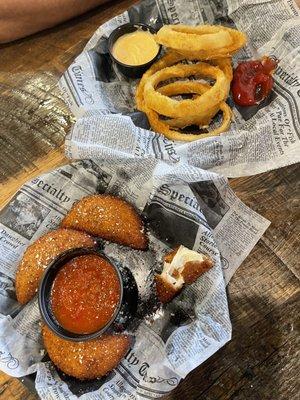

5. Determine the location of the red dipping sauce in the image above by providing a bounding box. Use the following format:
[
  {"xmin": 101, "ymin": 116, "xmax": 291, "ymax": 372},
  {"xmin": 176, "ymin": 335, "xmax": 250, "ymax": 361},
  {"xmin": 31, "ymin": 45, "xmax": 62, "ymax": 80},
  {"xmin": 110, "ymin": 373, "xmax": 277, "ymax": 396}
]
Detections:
[
  {"xmin": 51, "ymin": 254, "xmax": 121, "ymax": 334},
  {"xmin": 232, "ymin": 57, "xmax": 278, "ymax": 106}
]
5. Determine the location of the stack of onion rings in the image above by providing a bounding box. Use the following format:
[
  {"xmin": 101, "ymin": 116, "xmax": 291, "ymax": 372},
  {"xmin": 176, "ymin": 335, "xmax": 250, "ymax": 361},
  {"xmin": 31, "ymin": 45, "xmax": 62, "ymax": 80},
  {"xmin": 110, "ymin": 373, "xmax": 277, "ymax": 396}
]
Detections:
[{"xmin": 135, "ymin": 24, "xmax": 247, "ymax": 142}]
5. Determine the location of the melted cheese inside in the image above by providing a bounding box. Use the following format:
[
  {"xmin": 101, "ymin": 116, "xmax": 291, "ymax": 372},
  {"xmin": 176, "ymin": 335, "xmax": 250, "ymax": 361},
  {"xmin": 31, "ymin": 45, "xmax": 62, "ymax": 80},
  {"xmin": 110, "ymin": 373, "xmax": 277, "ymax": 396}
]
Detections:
[
  {"xmin": 112, "ymin": 30, "xmax": 159, "ymax": 66},
  {"xmin": 161, "ymin": 245, "xmax": 206, "ymax": 289}
]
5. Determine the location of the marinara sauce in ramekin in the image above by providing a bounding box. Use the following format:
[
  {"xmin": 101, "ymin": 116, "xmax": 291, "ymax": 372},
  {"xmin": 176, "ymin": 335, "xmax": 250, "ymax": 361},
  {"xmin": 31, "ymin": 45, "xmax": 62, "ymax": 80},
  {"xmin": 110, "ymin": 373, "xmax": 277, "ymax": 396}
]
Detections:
[{"xmin": 39, "ymin": 248, "xmax": 138, "ymax": 341}]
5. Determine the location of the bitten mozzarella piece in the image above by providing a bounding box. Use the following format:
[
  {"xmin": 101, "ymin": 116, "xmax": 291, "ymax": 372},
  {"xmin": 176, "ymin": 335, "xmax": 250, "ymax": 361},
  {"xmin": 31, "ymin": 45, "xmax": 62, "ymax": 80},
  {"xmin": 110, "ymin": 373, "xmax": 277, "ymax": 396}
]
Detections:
[{"xmin": 155, "ymin": 245, "xmax": 213, "ymax": 303}]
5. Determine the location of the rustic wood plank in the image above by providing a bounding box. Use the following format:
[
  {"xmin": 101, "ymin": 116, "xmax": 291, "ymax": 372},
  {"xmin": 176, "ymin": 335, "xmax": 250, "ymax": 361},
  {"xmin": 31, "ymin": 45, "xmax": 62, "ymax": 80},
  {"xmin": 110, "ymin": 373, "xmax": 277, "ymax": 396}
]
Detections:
[
  {"xmin": 0, "ymin": 0, "xmax": 137, "ymax": 183},
  {"xmin": 0, "ymin": 73, "xmax": 70, "ymax": 182},
  {"xmin": 0, "ymin": 148, "xmax": 67, "ymax": 208},
  {"xmin": 230, "ymin": 164, "xmax": 300, "ymax": 279},
  {"xmin": 0, "ymin": 373, "xmax": 37, "ymax": 400}
]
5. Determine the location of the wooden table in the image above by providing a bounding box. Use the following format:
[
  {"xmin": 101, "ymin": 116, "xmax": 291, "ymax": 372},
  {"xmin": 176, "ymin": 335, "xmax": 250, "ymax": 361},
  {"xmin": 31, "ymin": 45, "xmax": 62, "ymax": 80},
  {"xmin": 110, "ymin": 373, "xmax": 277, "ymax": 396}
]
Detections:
[{"xmin": 0, "ymin": 1, "xmax": 299, "ymax": 399}]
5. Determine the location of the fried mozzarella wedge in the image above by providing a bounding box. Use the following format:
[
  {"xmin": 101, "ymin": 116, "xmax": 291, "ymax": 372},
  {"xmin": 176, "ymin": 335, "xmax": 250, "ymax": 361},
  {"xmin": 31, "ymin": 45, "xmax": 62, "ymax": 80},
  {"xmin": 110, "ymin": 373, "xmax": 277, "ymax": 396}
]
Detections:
[
  {"xmin": 155, "ymin": 245, "xmax": 213, "ymax": 303},
  {"xmin": 60, "ymin": 195, "xmax": 148, "ymax": 250},
  {"xmin": 15, "ymin": 229, "xmax": 95, "ymax": 304},
  {"xmin": 42, "ymin": 325, "xmax": 132, "ymax": 380}
]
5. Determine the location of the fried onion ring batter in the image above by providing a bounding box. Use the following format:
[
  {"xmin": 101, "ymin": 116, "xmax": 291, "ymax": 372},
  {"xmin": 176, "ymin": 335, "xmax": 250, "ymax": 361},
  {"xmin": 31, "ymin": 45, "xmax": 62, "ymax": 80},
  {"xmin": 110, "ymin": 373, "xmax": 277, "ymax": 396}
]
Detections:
[
  {"xmin": 143, "ymin": 63, "xmax": 228, "ymax": 119},
  {"xmin": 155, "ymin": 25, "xmax": 247, "ymax": 59}
]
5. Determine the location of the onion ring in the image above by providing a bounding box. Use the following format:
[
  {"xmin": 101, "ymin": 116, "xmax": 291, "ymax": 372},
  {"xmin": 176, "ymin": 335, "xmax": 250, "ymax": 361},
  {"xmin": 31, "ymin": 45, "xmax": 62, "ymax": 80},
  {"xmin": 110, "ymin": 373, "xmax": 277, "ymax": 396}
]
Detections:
[
  {"xmin": 154, "ymin": 58, "xmax": 233, "ymax": 128},
  {"xmin": 157, "ymin": 81, "xmax": 219, "ymax": 127},
  {"xmin": 145, "ymin": 81, "xmax": 232, "ymax": 141},
  {"xmin": 210, "ymin": 58, "xmax": 233, "ymax": 89},
  {"xmin": 136, "ymin": 51, "xmax": 184, "ymax": 111},
  {"xmin": 144, "ymin": 100, "xmax": 232, "ymax": 142},
  {"xmin": 155, "ymin": 25, "xmax": 233, "ymax": 51},
  {"xmin": 136, "ymin": 54, "xmax": 232, "ymax": 115},
  {"xmin": 143, "ymin": 62, "xmax": 228, "ymax": 118},
  {"xmin": 155, "ymin": 25, "xmax": 247, "ymax": 60}
]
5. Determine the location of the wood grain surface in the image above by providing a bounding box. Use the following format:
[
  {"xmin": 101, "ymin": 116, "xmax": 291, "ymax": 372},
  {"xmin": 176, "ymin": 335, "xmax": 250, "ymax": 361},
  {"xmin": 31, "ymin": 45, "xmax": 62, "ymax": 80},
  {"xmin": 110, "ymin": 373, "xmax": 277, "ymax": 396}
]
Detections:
[{"xmin": 0, "ymin": 1, "xmax": 299, "ymax": 399}]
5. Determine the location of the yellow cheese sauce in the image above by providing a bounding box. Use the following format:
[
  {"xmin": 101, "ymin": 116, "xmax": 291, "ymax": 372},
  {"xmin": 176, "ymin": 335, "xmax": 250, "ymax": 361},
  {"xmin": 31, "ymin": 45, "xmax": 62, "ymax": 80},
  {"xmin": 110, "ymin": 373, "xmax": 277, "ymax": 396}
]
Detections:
[{"xmin": 112, "ymin": 30, "xmax": 159, "ymax": 66}]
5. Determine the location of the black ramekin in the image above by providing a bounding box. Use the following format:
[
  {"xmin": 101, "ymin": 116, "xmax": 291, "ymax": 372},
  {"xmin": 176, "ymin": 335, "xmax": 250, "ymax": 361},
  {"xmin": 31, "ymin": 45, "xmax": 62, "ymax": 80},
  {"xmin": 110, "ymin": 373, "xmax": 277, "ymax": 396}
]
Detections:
[
  {"xmin": 108, "ymin": 23, "xmax": 162, "ymax": 78},
  {"xmin": 38, "ymin": 247, "xmax": 138, "ymax": 342}
]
